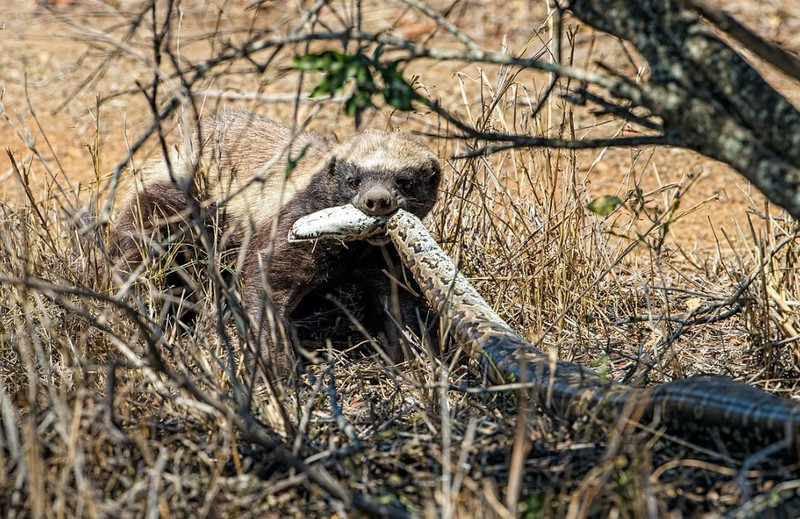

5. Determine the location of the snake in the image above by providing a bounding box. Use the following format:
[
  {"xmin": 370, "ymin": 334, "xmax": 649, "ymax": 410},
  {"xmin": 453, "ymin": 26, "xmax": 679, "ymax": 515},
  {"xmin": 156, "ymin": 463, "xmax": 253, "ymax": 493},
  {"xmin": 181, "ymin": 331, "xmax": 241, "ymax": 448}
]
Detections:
[{"xmin": 289, "ymin": 205, "xmax": 800, "ymax": 458}]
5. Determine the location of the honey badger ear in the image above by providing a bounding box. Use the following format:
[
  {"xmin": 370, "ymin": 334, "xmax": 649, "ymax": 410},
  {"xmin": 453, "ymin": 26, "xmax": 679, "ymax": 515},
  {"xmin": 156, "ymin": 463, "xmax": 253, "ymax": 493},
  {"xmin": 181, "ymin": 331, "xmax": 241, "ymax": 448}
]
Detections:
[
  {"xmin": 324, "ymin": 156, "xmax": 337, "ymax": 176},
  {"xmin": 309, "ymin": 155, "xmax": 337, "ymax": 180},
  {"xmin": 425, "ymin": 160, "xmax": 442, "ymax": 184}
]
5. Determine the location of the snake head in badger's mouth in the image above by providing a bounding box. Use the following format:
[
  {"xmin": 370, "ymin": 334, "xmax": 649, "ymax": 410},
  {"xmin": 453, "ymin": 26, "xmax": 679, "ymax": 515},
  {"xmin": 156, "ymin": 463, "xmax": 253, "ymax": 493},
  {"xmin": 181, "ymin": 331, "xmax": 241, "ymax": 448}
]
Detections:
[{"xmin": 288, "ymin": 204, "xmax": 389, "ymax": 244}]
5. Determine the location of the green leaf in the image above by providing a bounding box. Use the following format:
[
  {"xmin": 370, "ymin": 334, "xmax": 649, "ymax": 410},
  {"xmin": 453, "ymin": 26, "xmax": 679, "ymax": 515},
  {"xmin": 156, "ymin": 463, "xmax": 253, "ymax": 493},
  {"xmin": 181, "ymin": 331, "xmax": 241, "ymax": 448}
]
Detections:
[
  {"xmin": 383, "ymin": 88, "xmax": 415, "ymax": 111},
  {"xmin": 587, "ymin": 195, "xmax": 624, "ymax": 217},
  {"xmin": 345, "ymin": 90, "xmax": 374, "ymax": 116},
  {"xmin": 291, "ymin": 51, "xmax": 342, "ymax": 71},
  {"xmin": 286, "ymin": 144, "xmax": 310, "ymax": 176},
  {"xmin": 379, "ymin": 62, "xmax": 418, "ymax": 111},
  {"xmin": 355, "ymin": 64, "xmax": 373, "ymax": 86},
  {"xmin": 309, "ymin": 77, "xmax": 332, "ymax": 98},
  {"xmin": 295, "ymin": 51, "xmax": 419, "ymax": 116},
  {"xmin": 309, "ymin": 68, "xmax": 350, "ymax": 98},
  {"xmin": 345, "ymin": 62, "xmax": 363, "ymax": 80}
]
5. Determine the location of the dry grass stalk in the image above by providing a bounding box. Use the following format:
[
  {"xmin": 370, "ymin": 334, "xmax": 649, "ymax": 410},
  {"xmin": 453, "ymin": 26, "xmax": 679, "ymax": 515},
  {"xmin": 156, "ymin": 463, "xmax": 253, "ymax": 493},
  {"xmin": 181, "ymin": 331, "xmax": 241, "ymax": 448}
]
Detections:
[{"xmin": 1, "ymin": 1, "xmax": 799, "ymax": 517}]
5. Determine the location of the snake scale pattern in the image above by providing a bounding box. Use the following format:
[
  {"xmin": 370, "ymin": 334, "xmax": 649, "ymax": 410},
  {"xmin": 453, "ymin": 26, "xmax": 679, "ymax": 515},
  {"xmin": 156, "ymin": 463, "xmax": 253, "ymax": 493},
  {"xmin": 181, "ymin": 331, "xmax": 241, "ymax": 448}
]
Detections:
[{"xmin": 291, "ymin": 205, "xmax": 800, "ymax": 458}]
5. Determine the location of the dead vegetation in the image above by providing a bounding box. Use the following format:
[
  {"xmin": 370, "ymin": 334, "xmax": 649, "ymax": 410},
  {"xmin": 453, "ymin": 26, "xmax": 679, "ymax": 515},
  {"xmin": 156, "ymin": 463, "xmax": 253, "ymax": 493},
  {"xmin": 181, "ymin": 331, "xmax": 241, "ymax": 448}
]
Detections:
[{"xmin": 2, "ymin": 1, "xmax": 800, "ymax": 517}]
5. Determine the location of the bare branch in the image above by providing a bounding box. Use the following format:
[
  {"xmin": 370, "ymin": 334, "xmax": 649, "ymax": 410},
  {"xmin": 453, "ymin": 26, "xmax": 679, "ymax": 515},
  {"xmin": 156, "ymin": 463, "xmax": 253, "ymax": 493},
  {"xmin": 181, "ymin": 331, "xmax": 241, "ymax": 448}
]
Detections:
[
  {"xmin": 683, "ymin": 0, "xmax": 800, "ymax": 83},
  {"xmin": 197, "ymin": 30, "xmax": 616, "ymax": 89},
  {"xmin": 451, "ymin": 134, "xmax": 679, "ymax": 159},
  {"xmin": 397, "ymin": 0, "xmax": 481, "ymax": 52},
  {"xmin": 568, "ymin": 0, "xmax": 800, "ymax": 219},
  {"xmin": 568, "ymin": 88, "xmax": 664, "ymax": 132}
]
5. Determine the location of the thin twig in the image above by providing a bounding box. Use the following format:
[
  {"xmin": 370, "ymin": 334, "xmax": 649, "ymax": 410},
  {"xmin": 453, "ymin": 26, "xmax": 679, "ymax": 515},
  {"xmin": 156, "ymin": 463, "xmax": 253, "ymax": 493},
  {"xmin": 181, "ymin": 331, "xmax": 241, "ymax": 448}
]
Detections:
[
  {"xmin": 397, "ymin": 0, "xmax": 480, "ymax": 52},
  {"xmin": 450, "ymin": 134, "xmax": 679, "ymax": 158}
]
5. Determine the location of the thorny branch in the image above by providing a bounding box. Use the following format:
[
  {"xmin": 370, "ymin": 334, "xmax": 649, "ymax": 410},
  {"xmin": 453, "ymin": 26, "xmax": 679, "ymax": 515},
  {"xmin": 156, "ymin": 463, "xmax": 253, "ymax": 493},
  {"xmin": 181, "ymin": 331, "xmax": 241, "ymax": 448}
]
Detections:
[
  {"xmin": 0, "ymin": 273, "xmax": 413, "ymax": 519},
  {"xmin": 81, "ymin": 0, "xmax": 800, "ymax": 222},
  {"xmin": 6, "ymin": 1, "xmax": 800, "ymax": 516},
  {"xmin": 565, "ymin": 0, "xmax": 800, "ymax": 219},
  {"xmin": 68, "ymin": 0, "xmax": 800, "ymax": 394}
]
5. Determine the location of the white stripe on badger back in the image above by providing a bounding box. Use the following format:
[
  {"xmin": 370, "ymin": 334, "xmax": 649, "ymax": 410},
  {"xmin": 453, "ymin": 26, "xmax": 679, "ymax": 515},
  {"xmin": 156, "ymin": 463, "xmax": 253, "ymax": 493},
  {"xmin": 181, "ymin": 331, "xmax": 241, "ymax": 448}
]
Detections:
[
  {"xmin": 127, "ymin": 147, "xmax": 195, "ymax": 198},
  {"xmin": 206, "ymin": 131, "xmax": 329, "ymax": 229},
  {"xmin": 215, "ymin": 156, "xmax": 320, "ymax": 230},
  {"xmin": 196, "ymin": 114, "xmax": 333, "ymax": 230},
  {"xmin": 130, "ymin": 113, "xmax": 333, "ymax": 230}
]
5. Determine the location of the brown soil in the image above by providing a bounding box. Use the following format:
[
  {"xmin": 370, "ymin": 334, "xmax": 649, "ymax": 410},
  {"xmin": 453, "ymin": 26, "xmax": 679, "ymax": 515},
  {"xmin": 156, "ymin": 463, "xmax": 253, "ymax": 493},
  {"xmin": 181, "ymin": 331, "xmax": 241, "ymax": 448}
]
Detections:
[
  {"xmin": 1, "ymin": 0, "xmax": 799, "ymax": 255},
  {"xmin": 3, "ymin": 3, "xmax": 800, "ymax": 517}
]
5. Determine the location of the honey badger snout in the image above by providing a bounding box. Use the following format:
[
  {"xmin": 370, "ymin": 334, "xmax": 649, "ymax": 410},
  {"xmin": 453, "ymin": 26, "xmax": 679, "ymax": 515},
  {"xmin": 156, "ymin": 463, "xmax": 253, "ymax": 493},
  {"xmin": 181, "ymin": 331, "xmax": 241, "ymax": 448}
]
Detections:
[{"xmin": 360, "ymin": 185, "xmax": 398, "ymax": 216}]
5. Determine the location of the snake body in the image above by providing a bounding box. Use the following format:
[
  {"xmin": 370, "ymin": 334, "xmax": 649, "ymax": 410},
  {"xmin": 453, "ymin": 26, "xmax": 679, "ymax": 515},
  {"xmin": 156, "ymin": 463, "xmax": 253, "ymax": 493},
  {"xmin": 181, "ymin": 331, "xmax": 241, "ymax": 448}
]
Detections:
[{"xmin": 291, "ymin": 206, "xmax": 800, "ymax": 457}]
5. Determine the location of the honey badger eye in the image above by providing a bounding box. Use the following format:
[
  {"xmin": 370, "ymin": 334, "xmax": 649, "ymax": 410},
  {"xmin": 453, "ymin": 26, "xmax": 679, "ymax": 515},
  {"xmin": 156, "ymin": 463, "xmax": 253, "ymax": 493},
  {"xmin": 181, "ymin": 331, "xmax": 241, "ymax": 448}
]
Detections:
[
  {"xmin": 347, "ymin": 178, "xmax": 360, "ymax": 189},
  {"xmin": 397, "ymin": 179, "xmax": 414, "ymax": 194}
]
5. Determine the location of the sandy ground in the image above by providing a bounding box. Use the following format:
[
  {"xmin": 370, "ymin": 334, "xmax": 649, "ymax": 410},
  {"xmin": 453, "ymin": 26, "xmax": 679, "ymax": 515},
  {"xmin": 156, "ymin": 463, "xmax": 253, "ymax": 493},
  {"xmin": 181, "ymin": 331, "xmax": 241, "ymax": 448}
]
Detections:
[
  {"xmin": 0, "ymin": 0, "xmax": 798, "ymax": 254},
  {"xmin": 2, "ymin": 4, "xmax": 800, "ymax": 515}
]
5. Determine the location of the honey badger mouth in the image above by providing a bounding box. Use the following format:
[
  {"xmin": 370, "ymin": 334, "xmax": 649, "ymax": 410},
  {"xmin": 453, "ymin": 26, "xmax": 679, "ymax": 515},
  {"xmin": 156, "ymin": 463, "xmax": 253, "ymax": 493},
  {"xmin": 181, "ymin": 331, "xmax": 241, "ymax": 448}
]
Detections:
[{"xmin": 288, "ymin": 204, "xmax": 389, "ymax": 243}]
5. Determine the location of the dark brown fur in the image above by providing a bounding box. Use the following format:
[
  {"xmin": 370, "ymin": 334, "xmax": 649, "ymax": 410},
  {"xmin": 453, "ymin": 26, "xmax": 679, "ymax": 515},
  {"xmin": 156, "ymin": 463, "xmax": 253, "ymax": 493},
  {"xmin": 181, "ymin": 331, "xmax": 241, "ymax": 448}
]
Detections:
[{"xmin": 113, "ymin": 112, "xmax": 441, "ymax": 375}]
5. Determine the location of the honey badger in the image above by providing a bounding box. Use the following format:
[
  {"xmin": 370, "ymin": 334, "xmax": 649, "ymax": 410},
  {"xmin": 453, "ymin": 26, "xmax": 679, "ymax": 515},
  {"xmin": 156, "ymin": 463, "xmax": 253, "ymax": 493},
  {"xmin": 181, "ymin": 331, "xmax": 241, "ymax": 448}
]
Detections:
[{"xmin": 113, "ymin": 111, "xmax": 441, "ymax": 372}]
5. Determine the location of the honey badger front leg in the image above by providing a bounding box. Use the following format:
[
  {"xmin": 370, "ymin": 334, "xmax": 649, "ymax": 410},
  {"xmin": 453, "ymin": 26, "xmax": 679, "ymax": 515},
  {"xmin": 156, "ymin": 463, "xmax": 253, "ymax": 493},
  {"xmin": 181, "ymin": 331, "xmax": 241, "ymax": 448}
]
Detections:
[
  {"xmin": 339, "ymin": 246, "xmax": 437, "ymax": 362},
  {"xmin": 283, "ymin": 205, "xmax": 439, "ymax": 367},
  {"xmin": 241, "ymin": 221, "xmax": 433, "ymax": 378}
]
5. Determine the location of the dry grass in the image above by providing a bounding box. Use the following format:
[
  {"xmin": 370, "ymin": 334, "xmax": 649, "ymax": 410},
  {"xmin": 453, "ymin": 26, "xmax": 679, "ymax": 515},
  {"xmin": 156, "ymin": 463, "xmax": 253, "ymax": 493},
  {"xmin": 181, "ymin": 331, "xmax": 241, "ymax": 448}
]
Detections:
[{"xmin": 2, "ymin": 1, "xmax": 800, "ymax": 517}]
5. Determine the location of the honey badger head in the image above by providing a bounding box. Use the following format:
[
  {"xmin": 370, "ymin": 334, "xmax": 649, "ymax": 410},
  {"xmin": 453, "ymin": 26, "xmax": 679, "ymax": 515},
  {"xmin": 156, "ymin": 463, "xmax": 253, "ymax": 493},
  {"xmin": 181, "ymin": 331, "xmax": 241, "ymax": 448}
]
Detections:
[{"xmin": 321, "ymin": 129, "xmax": 441, "ymax": 221}]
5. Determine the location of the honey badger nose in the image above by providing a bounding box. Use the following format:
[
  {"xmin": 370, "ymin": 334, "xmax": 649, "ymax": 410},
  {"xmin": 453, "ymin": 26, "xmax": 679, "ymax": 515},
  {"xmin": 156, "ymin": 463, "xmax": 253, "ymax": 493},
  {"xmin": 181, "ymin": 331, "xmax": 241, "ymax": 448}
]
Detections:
[{"xmin": 361, "ymin": 186, "xmax": 397, "ymax": 215}]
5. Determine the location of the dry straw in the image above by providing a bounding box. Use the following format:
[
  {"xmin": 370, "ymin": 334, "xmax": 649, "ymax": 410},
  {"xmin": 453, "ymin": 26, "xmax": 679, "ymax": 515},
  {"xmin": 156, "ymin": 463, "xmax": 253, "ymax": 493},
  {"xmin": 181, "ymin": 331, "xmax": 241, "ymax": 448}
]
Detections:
[{"xmin": 1, "ymin": 1, "xmax": 799, "ymax": 517}]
